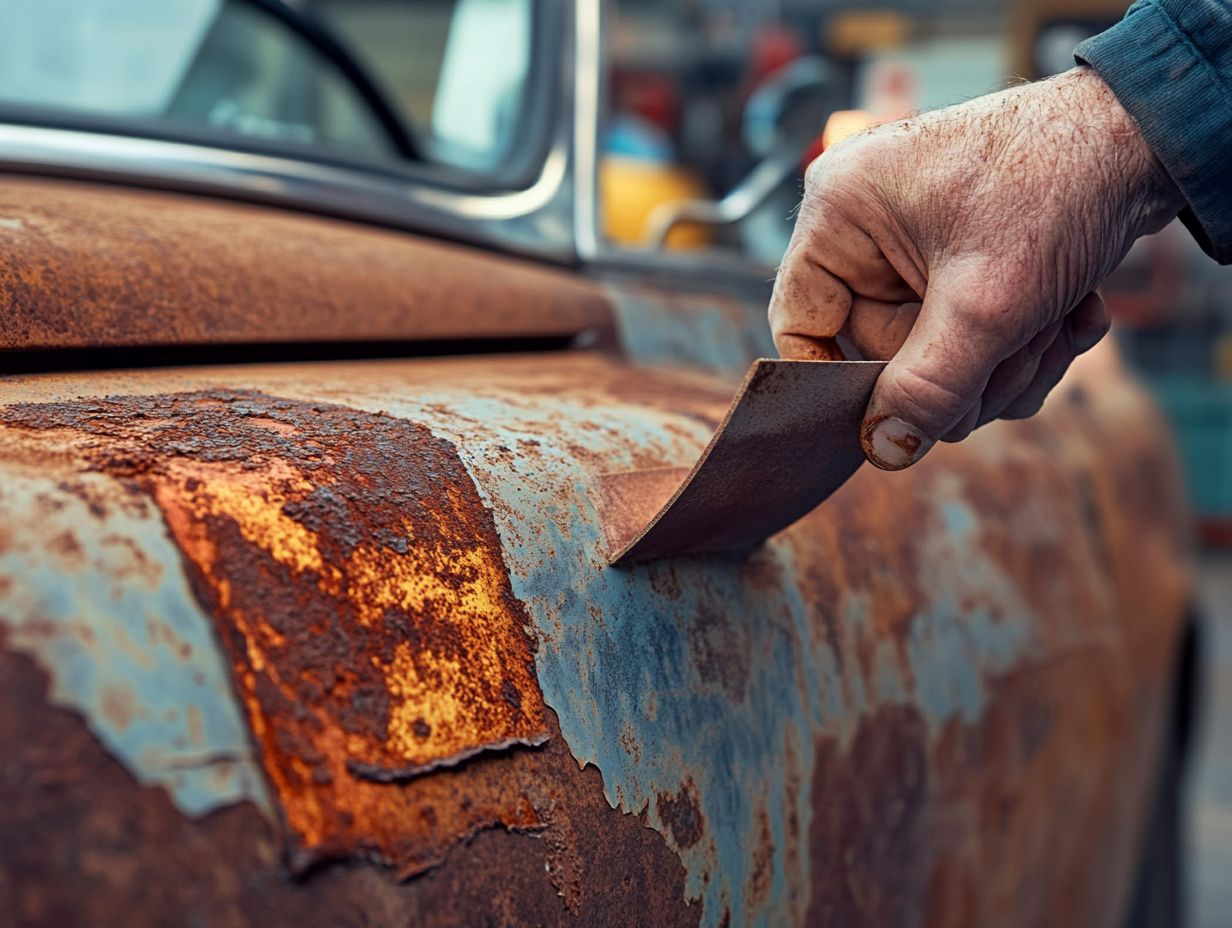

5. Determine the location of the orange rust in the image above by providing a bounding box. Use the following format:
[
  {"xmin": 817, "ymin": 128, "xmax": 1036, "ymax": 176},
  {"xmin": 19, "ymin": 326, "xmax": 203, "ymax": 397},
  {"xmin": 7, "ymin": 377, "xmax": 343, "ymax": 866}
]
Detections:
[
  {"xmin": 0, "ymin": 177, "xmax": 613, "ymax": 352},
  {"xmin": 0, "ymin": 390, "xmax": 552, "ymax": 874},
  {"xmin": 0, "ymin": 344, "xmax": 1195, "ymax": 926},
  {"xmin": 152, "ymin": 459, "xmax": 550, "ymax": 778},
  {"xmin": 0, "ymin": 644, "xmax": 699, "ymax": 926}
]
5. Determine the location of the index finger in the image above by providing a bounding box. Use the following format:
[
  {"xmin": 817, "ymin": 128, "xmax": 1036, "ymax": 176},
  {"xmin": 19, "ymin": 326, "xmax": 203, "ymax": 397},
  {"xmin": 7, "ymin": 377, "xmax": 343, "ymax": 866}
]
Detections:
[{"xmin": 769, "ymin": 247, "xmax": 852, "ymax": 360}]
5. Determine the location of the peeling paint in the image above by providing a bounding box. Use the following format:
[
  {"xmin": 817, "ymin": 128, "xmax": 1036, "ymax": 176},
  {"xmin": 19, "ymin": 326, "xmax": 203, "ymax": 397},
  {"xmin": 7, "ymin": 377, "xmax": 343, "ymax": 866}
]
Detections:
[
  {"xmin": 0, "ymin": 466, "xmax": 269, "ymax": 816},
  {"xmin": 0, "ymin": 392, "xmax": 552, "ymax": 877},
  {"xmin": 0, "ymin": 346, "xmax": 1193, "ymax": 927}
]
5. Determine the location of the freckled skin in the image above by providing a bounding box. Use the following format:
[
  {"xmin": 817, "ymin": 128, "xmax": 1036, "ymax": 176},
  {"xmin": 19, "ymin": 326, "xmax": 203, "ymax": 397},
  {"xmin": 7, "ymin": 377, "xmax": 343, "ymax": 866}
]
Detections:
[{"xmin": 769, "ymin": 67, "xmax": 1186, "ymax": 469}]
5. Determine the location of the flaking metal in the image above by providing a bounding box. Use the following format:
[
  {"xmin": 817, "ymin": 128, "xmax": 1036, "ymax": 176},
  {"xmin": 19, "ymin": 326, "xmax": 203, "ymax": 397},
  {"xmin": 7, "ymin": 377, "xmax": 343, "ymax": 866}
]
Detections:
[{"xmin": 599, "ymin": 359, "xmax": 886, "ymax": 563}]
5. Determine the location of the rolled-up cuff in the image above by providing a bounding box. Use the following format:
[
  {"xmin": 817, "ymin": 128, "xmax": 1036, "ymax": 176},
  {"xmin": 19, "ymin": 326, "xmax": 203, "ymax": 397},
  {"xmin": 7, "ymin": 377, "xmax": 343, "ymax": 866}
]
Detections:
[{"xmin": 1077, "ymin": 2, "xmax": 1232, "ymax": 264}]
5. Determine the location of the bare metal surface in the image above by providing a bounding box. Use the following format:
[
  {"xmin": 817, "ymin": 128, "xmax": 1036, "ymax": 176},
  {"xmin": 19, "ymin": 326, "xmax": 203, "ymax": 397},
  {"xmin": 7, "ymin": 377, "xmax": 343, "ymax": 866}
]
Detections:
[
  {"xmin": 0, "ymin": 177, "xmax": 612, "ymax": 352},
  {"xmin": 600, "ymin": 359, "xmax": 885, "ymax": 563}
]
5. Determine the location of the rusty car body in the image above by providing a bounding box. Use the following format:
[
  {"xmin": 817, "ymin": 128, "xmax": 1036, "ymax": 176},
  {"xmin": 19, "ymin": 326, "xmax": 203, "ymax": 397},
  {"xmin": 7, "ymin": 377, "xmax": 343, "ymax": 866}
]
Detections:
[{"xmin": 0, "ymin": 2, "xmax": 1194, "ymax": 926}]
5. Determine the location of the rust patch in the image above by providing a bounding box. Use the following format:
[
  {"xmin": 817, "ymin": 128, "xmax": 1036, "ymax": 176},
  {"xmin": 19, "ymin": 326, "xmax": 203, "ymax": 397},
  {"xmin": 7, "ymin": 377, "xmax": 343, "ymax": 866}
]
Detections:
[
  {"xmin": 2, "ymin": 391, "xmax": 551, "ymax": 875},
  {"xmin": 746, "ymin": 801, "xmax": 774, "ymax": 913},
  {"xmin": 806, "ymin": 705, "xmax": 929, "ymax": 927},
  {"xmin": 656, "ymin": 779, "xmax": 704, "ymax": 850},
  {"xmin": 0, "ymin": 177, "xmax": 613, "ymax": 352},
  {"xmin": 0, "ymin": 644, "xmax": 699, "ymax": 927},
  {"xmin": 0, "ymin": 344, "xmax": 1193, "ymax": 924}
]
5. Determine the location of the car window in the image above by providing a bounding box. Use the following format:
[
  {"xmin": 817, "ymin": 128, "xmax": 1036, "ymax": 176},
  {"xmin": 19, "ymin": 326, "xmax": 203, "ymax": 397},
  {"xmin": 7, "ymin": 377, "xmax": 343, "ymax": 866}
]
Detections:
[
  {"xmin": 319, "ymin": 0, "xmax": 534, "ymax": 174},
  {"xmin": 0, "ymin": 0, "xmax": 537, "ymax": 179}
]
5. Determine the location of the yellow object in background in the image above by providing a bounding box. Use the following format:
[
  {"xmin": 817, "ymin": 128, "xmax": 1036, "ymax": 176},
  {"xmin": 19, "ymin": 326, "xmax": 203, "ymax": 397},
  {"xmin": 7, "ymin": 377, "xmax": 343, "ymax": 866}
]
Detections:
[
  {"xmin": 825, "ymin": 10, "xmax": 911, "ymax": 56},
  {"xmin": 600, "ymin": 156, "xmax": 711, "ymax": 250},
  {"xmin": 1218, "ymin": 334, "xmax": 1232, "ymax": 380},
  {"xmin": 821, "ymin": 109, "xmax": 877, "ymax": 150}
]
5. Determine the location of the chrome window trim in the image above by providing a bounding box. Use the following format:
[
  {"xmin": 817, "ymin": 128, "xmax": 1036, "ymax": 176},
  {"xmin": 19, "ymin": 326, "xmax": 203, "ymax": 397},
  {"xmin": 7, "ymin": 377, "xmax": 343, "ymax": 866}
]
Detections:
[
  {"xmin": 572, "ymin": 0, "xmax": 603, "ymax": 264},
  {"xmin": 0, "ymin": 2, "xmax": 578, "ymax": 263},
  {"xmin": 0, "ymin": 0, "xmax": 781, "ymax": 278},
  {"xmin": 0, "ymin": 124, "xmax": 574, "ymax": 261}
]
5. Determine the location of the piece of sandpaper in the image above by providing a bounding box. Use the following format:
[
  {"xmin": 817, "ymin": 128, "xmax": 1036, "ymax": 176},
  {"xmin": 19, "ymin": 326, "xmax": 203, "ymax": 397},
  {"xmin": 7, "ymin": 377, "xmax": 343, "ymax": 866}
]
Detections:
[{"xmin": 598, "ymin": 359, "xmax": 886, "ymax": 564}]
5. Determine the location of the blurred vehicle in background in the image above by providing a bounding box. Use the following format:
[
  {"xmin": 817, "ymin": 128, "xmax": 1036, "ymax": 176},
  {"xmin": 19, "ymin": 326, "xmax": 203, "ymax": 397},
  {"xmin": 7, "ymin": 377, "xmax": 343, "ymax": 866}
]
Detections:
[{"xmin": 0, "ymin": 2, "xmax": 1204, "ymax": 926}]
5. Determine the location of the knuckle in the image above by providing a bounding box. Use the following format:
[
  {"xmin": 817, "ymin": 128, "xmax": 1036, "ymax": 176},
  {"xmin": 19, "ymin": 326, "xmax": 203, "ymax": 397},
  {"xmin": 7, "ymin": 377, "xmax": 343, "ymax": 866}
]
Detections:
[
  {"xmin": 804, "ymin": 133, "xmax": 877, "ymax": 194},
  {"xmin": 802, "ymin": 153, "xmax": 831, "ymax": 192}
]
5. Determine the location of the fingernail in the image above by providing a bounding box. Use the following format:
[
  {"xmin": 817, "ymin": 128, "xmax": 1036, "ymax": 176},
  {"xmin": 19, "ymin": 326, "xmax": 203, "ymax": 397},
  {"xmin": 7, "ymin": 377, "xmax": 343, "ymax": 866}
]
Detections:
[{"xmin": 862, "ymin": 416, "xmax": 933, "ymax": 471}]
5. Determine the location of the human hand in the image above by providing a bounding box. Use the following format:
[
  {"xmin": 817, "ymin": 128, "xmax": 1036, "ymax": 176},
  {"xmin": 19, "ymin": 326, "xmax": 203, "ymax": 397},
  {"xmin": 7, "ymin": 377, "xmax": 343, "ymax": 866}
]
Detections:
[{"xmin": 769, "ymin": 67, "xmax": 1184, "ymax": 470}]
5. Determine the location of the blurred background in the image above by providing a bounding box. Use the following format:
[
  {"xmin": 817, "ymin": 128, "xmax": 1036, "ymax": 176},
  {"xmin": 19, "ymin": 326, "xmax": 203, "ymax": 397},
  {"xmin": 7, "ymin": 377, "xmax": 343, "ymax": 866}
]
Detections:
[{"xmin": 0, "ymin": 1, "xmax": 1228, "ymax": 922}]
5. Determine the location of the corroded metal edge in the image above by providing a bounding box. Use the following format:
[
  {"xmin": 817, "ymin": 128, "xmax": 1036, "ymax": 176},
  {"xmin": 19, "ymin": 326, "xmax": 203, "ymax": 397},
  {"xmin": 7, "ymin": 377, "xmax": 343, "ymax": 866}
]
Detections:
[
  {"xmin": 599, "ymin": 359, "xmax": 885, "ymax": 563},
  {"xmin": 347, "ymin": 732, "xmax": 553, "ymax": 783},
  {"xmin": 0, "ymin": 391, "xmax": 556, "ymax": 878}
]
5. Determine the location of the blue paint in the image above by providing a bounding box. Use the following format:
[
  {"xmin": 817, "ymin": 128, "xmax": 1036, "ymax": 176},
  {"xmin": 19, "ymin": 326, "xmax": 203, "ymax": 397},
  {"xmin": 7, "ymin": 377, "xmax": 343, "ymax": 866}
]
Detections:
[
  {"xmin": 904, "ymin": 493, "xmax": 1032, "ymax": 725},
  {"xmin": 0, "ymin": 468, "xmax": 270, "ymax": 818},
  {"xmin": 133, "ymin": 367, "xmax": 1048, "ymax": 925},
  {"xmin": 299, "ymin": 382, "xmax": 1040, "ymax": 927},
  {"xmin": 0, "ymin": 365, "xmax": 1069, "ymax": 921},
  {"xmin": 607, "ymin": 285, "xmax": 776, "ymax": 377}
]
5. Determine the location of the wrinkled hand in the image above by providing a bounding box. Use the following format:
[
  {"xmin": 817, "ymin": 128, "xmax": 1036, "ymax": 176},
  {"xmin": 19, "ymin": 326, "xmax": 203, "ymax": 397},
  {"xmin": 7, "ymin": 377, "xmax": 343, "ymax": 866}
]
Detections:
[{"xmin": 770, "ymin": 67, "xmax": 1183, "ymax": 470}]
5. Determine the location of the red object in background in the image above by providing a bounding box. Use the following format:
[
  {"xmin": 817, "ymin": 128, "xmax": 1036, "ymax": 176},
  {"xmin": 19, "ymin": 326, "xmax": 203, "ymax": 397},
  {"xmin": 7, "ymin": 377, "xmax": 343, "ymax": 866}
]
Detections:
[
  {"xmin": 801, "ymin": 134, "xmax": 825, "ymax": 171},
  {"xmin": 611, "ymin": 72, "xmax": 681, "ymax": 137},
  {"xmin": 750, "ymin": 25, "xmax": 804, "ymax": 85},
  {"xmin": 1199, "ymin": 519, "xmax": 1232, "ymax": 548}
]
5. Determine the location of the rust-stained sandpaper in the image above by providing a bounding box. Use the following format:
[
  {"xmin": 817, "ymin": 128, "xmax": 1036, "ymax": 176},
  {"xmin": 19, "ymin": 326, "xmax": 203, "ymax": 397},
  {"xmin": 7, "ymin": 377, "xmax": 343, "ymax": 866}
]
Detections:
[{"xmin": 598, "ymin": 359, "xmax": 886, "ymax": 564}]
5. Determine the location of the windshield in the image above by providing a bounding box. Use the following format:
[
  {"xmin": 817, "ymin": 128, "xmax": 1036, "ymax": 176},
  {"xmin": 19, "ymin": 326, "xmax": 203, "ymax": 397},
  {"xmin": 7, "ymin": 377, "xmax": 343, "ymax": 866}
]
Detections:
[{"xmin": 0, "ymin": 0, "xmax": 537, "ymax": 178}]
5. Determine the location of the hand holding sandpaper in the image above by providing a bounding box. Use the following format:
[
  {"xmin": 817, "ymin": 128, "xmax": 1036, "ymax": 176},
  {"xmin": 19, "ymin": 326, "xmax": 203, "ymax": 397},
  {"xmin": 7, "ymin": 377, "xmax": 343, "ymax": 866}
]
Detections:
[
  {"xmin": 769, "ymin": 67, "xmax": 1183, "ymax": 470},
  {"xmin": 599, "ymin": 67, "xmax": 1189, "ymax": 564}
]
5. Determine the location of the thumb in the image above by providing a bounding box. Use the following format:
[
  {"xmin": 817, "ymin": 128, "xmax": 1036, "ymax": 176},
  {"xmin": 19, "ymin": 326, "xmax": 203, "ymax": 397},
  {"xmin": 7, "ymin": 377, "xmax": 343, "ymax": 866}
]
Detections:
[{"xmin": 861, "ymin": 270, "xmax": 1016, "ymax": 470}]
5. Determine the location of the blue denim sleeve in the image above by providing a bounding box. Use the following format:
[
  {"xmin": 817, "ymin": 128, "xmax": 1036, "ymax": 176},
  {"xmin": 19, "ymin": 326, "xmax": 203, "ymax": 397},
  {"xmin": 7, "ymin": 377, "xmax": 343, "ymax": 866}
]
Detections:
[{"xmin": 1076, "ymin": 1, "xmax": 1232, "ymax": 264}]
